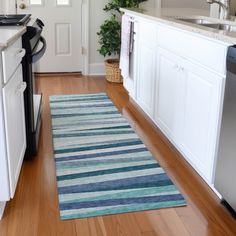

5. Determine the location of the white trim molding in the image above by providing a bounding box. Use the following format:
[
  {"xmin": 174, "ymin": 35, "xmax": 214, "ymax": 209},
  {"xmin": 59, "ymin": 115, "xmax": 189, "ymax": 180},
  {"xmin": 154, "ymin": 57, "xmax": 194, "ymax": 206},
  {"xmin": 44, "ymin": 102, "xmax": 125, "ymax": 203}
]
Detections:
[
  {"xmin": 0, "ymin": 202, "xmax": 6, "ymax": 220},
  {"xmin": 81, "ymin": 0, "xmax": 89, "ymax": 75},
  {"xmin": 89, "ymin": 63, "xmax": 105, "ymax": 76}
]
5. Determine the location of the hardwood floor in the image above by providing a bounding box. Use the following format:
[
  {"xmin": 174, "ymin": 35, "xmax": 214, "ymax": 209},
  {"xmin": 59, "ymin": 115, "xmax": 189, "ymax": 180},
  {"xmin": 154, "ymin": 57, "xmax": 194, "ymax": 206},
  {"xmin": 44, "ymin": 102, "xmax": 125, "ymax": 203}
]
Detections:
[{"xmin": 0, "ymin": 75, "xmax": 236, "ymax": 236}]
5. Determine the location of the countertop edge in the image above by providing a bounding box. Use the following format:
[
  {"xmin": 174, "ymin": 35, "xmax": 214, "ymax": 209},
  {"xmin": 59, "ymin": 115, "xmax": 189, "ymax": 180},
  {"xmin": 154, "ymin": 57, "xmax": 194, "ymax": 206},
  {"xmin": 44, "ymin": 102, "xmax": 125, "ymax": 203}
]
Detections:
[
  {"xmin": 120, "ymin": 8, "xmax": 235, "ymax": 46},
  {"xmin": 0, "ymin": 27, "xmax": 27, "ymax": 50}
]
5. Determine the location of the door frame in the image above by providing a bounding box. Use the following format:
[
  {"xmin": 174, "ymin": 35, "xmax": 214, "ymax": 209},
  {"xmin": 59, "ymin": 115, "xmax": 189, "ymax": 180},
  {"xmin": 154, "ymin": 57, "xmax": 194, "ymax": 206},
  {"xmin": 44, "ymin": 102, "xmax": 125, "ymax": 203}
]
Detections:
[{"xmin": 7, "ymin": 0, "xmax": 89, "ymax": 75}]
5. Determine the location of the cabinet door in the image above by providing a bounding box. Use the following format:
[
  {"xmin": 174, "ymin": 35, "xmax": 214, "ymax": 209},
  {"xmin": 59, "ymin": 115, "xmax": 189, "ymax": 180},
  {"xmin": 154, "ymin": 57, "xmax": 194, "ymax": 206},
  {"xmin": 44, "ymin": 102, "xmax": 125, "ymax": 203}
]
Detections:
[
  {"xmin": 3, "ymin": 65, "xmax": 26, "ymax": 198},
  {"xmin": 181, "ymin": 60, "xmax": 223, "ymax": 183},
  {"xmin": 155, "ymin": 48, "xmax": 185, "ymax": 143},
  {"xmin": 136, "ymin": 40, "xmax": 156, "ymax": 117}
]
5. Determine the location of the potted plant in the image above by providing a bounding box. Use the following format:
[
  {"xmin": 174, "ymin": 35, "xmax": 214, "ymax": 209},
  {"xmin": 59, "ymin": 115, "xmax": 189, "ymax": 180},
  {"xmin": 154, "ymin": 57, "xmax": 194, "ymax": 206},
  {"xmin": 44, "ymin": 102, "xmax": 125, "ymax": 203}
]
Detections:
[{"xmin": 97, "ymin": 0, "xmax": 147, "ymax": 83}]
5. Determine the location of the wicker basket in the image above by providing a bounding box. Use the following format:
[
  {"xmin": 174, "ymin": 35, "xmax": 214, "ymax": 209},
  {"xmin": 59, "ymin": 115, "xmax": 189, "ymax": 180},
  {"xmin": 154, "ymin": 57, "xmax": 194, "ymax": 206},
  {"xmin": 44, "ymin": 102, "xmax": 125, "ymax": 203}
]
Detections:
[{"xmin": 105, "ymin": 59, "xmax": 123, "ymax": 83}]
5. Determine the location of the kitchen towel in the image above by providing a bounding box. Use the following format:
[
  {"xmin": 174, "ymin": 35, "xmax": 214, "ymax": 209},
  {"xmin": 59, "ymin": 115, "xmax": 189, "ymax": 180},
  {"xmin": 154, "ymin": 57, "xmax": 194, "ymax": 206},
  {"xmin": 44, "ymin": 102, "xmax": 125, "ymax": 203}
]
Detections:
[{"xmin": 120, "ymin": 15, "xmax": 132, "ymax": 79}]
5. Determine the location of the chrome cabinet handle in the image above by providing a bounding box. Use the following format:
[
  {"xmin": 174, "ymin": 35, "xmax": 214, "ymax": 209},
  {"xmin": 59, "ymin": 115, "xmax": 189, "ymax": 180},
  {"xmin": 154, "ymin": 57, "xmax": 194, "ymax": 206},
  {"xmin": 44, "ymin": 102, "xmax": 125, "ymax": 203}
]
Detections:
[
  {"xmin": 129, "ymin": 17, "xmax": 138, "ymax": 23},
  {"xmin": 16, "ymin": 49, "xmax": 26, "ymax": 58}
]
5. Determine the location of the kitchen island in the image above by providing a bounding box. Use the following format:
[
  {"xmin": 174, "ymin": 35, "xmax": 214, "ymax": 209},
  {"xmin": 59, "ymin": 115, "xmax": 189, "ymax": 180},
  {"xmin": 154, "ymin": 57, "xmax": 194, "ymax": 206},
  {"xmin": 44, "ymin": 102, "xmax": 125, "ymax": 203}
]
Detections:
[{"xmin": 121, "ymin": 7, "xmax": 234, "ymax": 196}]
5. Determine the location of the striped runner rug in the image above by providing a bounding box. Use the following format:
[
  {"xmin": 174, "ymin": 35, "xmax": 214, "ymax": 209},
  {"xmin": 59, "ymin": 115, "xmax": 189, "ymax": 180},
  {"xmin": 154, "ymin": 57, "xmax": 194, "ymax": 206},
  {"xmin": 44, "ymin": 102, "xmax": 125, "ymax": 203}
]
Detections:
[{"xmin": 49, "ymin": 93, "xmax": 187, "ymax": 220}]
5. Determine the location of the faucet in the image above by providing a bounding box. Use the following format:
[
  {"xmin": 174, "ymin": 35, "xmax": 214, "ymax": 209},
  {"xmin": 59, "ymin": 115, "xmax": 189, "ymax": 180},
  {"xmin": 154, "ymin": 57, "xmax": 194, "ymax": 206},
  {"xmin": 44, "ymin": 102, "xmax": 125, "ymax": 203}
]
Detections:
[{"xmin": 207, "ymin": 0, "xmax": 231, "ymax": 20}]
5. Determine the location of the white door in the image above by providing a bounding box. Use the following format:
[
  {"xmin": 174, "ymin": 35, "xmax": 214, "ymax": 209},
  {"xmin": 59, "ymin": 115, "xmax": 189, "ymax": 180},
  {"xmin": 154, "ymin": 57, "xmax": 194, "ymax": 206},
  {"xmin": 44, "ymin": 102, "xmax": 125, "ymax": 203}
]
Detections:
[{"xmin": 17, "ymin": 0, "xmax": 83, "ymax": 73}]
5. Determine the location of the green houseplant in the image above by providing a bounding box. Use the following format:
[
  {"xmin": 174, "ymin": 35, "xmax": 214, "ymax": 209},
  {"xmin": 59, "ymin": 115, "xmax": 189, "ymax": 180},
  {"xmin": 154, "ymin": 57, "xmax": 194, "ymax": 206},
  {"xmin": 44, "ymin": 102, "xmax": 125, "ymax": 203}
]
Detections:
[{"xmin": 97, "ymin": 0, "xmax": 147, "ymax": 83}]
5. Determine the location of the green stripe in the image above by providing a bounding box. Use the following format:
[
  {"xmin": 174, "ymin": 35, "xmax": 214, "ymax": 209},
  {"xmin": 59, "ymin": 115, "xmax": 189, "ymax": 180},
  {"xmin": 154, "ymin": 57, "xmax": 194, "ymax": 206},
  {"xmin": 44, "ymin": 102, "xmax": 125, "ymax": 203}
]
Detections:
[
  {"xmin": 60, "ymin": 185, "xmax": 178, "ymax": 204},
  {"xmin": 61, "ymin": 200, "xmax": 187, "ymax": 220}
]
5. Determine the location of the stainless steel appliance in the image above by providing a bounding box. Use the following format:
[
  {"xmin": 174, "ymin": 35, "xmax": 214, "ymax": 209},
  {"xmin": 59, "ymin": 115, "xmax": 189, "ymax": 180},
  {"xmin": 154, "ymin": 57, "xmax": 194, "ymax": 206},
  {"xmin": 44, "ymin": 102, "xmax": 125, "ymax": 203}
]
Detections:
[
  {"xmin": 22, "ymin": 19, "xmax": 46, "ymax": 157},
  {"xmin": 0, "ymin": 14, "xmax": 31, "ymax": 25},
  {"xmin": 215, "ymin": 46, "xmax": 236, "ymax": 217}
]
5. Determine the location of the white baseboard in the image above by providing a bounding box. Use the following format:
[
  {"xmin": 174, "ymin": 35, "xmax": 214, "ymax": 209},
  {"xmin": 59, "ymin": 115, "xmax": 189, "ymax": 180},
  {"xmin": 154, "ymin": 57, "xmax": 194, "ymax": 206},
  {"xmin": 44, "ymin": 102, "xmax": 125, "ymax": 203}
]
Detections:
[
  {"xmin": 89, "ymin": 63, "xmax": 105, "ymax": 76},
  {"xmin": 0, "ymin": 202, "xmax": 6, "ymax": 220}
]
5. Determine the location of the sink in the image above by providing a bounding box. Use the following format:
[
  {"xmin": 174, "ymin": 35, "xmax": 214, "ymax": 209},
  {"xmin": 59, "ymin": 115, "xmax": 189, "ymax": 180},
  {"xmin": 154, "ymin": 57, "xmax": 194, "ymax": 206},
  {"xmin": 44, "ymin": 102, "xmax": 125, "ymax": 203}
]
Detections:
[
  {"xmin": 176, "ymin": 18, "xmax": 214, "ymax": 25},
  {"xmin": 174, "ymin": 17, "xmax": 236, "ymax": 33},
  {"xmin": 201, "ymin": 23, "xmax": 236, "ymax": 32}
]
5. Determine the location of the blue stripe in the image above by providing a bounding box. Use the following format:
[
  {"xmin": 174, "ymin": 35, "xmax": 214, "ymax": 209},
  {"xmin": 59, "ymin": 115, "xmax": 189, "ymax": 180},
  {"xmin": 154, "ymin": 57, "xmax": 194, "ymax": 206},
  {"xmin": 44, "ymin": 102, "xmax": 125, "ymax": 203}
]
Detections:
[
  {"xmin": 58, "ymin": 174, "xmax": 171, "ymax": 194},
  {"xmin": 55, "ymin": 147, "xmax": 149, "ymax": 162}
]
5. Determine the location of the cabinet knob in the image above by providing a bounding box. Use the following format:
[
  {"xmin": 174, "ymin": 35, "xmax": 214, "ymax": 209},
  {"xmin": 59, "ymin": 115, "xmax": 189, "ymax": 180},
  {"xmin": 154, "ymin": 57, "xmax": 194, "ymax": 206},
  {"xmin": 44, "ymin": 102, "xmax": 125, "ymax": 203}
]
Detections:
[
  {"xmin": 15, "ymin": 82, "xmax": 27, "ymax": 95},
  {"xmin": 16, "ymin": 49, "xmax": 26, "ymax": 58},
  {"xmin": 19, "ymin": 3, "xmax": 27, "ymax": 9}
]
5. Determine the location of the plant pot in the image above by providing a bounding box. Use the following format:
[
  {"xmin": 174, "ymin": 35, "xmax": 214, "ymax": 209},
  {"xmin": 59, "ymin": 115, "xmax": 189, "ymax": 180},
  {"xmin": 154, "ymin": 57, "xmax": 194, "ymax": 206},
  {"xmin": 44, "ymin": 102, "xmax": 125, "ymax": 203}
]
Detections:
[{"xmin": 105, "ymin": 59, "xmax": 123, "ymax": 83}]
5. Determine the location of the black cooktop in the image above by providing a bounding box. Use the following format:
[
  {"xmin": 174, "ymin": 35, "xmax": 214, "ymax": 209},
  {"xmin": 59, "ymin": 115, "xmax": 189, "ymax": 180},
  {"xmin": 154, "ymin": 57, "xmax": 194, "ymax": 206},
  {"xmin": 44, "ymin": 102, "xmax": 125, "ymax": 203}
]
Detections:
[{"xmin": 0, "ymin": 14, "xmax": 31, "ymax": 26}]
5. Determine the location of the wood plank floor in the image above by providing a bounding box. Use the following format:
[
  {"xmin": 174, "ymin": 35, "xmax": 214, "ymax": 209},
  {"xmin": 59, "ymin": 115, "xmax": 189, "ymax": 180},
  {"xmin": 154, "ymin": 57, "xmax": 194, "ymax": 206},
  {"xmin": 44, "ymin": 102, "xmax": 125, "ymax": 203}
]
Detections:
[{"xmin": 0, "ymin": 75, "xmax": 236, "ymax": 236}]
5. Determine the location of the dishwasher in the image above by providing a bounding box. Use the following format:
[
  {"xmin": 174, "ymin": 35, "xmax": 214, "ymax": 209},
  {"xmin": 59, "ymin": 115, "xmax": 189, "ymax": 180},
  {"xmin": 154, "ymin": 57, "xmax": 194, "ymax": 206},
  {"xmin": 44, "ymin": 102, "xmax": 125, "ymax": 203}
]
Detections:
[{"xmin": 214, "ymin": 46, "xmax": 236, "ymax": 218}]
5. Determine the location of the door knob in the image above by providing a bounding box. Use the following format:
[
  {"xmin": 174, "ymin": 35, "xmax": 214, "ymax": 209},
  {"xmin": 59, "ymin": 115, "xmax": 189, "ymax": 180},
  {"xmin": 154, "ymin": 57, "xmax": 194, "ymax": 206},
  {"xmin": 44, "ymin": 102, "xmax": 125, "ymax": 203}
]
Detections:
[{"xmin": 19, "ymin": 3, "xmax": 27, "ymax": 9}]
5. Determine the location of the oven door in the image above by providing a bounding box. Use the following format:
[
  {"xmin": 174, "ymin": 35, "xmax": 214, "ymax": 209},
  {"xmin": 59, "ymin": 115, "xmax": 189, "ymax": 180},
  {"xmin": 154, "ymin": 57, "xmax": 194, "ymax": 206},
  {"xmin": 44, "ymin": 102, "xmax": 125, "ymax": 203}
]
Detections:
[{"xmin": 24, "ymin": 36, "xmax": 46, "ymax": 157}]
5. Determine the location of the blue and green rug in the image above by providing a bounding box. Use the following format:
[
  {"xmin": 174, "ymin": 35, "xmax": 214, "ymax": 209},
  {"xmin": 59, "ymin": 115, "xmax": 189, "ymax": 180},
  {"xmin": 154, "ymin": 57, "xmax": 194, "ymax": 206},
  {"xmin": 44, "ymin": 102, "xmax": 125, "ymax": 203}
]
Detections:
[{"xmin": 49, "ymin": 93, "xmax": 187, "ymax": 220}]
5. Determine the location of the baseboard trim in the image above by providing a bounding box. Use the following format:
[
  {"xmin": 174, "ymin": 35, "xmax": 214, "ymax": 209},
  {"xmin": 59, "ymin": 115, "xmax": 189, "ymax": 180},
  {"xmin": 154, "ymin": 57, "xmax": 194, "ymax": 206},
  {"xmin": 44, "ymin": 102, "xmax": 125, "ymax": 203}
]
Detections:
[
  {"xmin": 0, "ymin": 202, "xmax": 6, "ymax": 220},
  {"xmin": 36, "ymin": 72, "xmax": 82, "ymax": 77},
  {"xmin": 89, "ymin": 63, "xmax": 105, "ymax": 76}
]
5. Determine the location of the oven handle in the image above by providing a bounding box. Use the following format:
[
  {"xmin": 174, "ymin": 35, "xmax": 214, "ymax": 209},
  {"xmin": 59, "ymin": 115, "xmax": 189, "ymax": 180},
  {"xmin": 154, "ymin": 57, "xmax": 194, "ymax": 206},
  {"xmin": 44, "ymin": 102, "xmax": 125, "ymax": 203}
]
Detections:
[{"xmin": 32, "ymin": 36, "xmax": 46, "ymax": 63}]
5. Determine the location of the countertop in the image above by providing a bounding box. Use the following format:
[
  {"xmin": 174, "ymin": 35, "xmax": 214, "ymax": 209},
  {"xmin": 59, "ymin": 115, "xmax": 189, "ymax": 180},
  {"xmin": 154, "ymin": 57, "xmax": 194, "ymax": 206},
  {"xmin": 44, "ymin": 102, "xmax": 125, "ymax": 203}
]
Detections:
[
  {"xmin": 0, "ymin": 26, "xmax": 26, "ymax": 49},
  {"xmin": 121, "ymin": 7, "xmax": 236, "ymax": 45}
]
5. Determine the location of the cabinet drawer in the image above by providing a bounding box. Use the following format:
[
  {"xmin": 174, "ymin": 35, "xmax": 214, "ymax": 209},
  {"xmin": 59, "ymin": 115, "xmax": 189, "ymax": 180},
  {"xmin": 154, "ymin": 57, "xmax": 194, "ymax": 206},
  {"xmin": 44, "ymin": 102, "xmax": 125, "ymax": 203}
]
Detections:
[
  {"xmin": 2, "ymin": 38, "xmax": 25, "ymax": 84},
  {"xmin": 157, "ymin": 25, "xmax": 228, "ymax": 75}
]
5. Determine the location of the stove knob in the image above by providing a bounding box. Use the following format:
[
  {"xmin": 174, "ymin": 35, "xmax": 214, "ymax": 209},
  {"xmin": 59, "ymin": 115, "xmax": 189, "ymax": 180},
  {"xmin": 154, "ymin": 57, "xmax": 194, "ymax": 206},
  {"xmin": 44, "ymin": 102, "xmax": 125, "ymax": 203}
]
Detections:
[{"xmin": 19, "ymin": 3, "xmax": 27, "ymax": 9}]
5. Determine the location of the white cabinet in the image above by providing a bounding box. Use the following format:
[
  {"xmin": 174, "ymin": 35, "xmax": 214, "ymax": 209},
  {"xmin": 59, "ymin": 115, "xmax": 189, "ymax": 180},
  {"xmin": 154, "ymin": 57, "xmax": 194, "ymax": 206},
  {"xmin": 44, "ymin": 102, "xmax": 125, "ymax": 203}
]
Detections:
[
  {"xmin": 121, "ymin": 15, "xmax": 229, "ymax": 186},
  {"xmin": 0, "ymin": 37, "xmax": 26, "ymax": 202},
  {"xmin": 3, "ymin": 65, "xmax": 26, "ymax": 197},
  {"xmin": 154, "ymin": 46, "xmax": 224, "ymax": 183},
  {"xmin": 136, "ymin": 41, "xmax": 156, "ymax": 117},
  {"xmin": 155, "ymin": 47, "xmax": 224, "ymax": 183},
  {"xmin": 155, "ymin": 48, "xmax": 185, "ymax": 143},
  {"xmin": 180, "ymin": 60, "xmax": 223, "ymax": 183},
  {"xmin": 135, "ymin": 22, "xmax": 157, "ymax": 118}
]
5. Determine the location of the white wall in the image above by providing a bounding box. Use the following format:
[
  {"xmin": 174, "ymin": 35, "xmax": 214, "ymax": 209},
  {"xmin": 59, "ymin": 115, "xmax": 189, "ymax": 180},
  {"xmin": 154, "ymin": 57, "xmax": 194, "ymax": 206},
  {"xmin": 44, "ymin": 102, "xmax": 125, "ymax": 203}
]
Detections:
[
  {"xmin": 162, "ymin": 0, "xmax": 209, "ymax": 9},
  {"xmin": 89, "ymin": 0, "xmax": 109, "ymax": 75},
  {"xmin": 88, "ymin": 0, "xmax": 156, "ymax": 75}
]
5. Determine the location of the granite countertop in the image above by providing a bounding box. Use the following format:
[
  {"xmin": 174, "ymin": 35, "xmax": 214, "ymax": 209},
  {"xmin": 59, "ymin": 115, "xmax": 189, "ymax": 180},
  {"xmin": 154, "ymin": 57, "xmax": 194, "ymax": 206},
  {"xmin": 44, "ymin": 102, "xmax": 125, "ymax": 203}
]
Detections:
[
  {"xmin": 0, "ymin": 26, "xmax": 26, "ymax": 49},
  {"xmin": 120, "ymin": 7, "xmax": 236, "ymax": 45}
]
